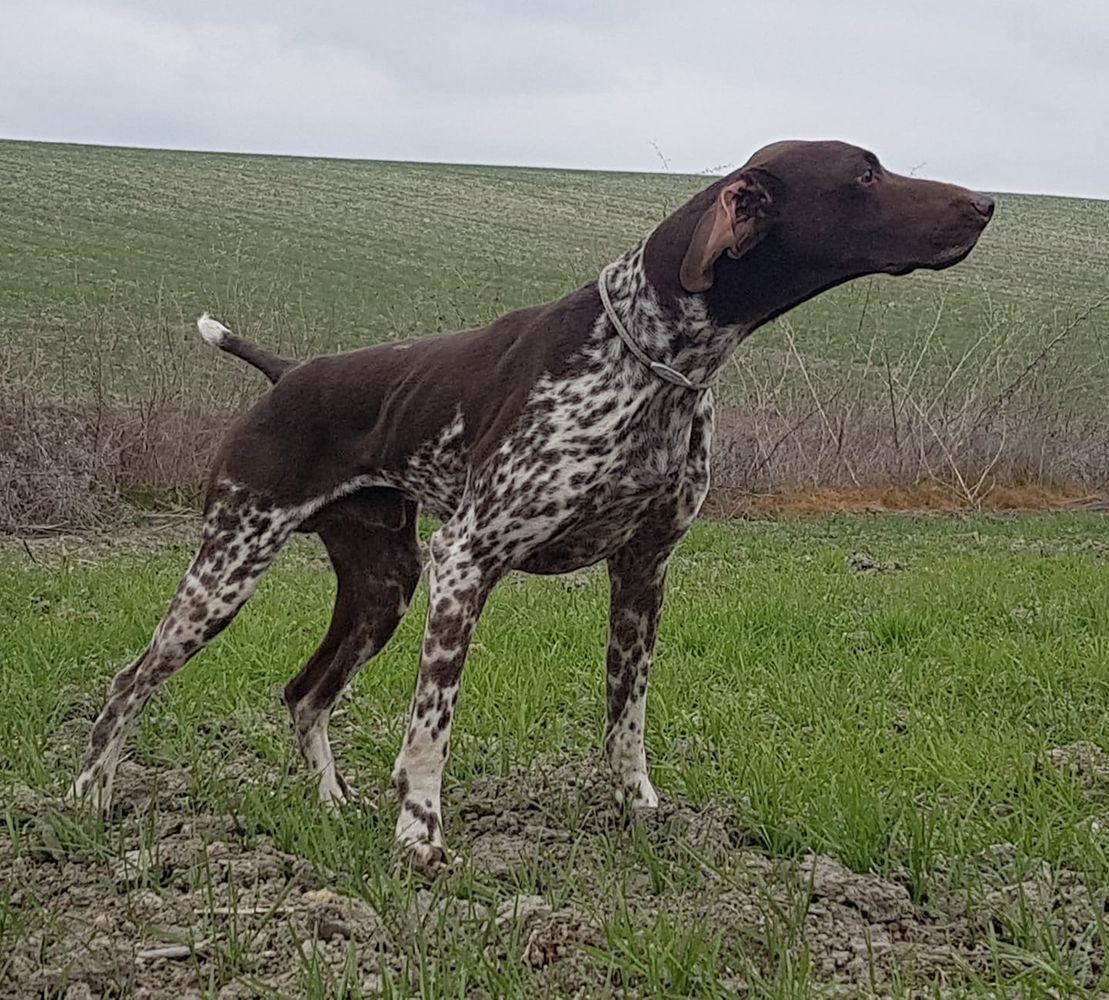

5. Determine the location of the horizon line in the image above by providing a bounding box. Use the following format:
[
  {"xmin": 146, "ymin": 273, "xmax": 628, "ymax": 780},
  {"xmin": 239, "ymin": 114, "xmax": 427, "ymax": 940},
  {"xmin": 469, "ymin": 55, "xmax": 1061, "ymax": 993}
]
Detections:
[{"xmin": 2, "ymin": 133, "xmax": 1105, "ymax": 203}]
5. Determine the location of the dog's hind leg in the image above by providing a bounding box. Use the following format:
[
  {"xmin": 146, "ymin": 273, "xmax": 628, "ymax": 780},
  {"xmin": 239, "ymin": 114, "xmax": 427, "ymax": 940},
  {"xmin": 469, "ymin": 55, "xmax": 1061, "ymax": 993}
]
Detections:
[
  {"xmin": 70, "ymin": 482, "xmax": 298, "ymax": 811},
  {"xmin": 283, "ymin": 492, "xmax": 423, "ymax": 808}
]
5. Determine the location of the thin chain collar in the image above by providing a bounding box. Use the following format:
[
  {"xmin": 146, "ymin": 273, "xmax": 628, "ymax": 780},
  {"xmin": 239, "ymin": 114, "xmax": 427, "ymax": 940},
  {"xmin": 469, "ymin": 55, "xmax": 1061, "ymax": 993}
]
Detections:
[{"xmin": 597, "ymin": 263, "xmax": 711, "ymax": 393}]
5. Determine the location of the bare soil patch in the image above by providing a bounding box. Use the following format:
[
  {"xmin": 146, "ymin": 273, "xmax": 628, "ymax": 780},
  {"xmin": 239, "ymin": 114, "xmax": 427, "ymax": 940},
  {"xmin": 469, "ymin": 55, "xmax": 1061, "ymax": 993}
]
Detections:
[
  {"xmin": 5, "ymin": 756, "xmax": 1107, "ymax": 997},
  {"xmin": 704, "ymin": 482, "xmax": 1106, "ymax": 518}
]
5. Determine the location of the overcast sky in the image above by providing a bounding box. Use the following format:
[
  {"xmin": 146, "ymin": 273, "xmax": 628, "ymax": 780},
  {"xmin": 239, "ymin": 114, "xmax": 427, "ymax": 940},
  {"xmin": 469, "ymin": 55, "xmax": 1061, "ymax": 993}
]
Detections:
[{"xmin": 2, "ymin": 0, "xmax": 1107, "ymax": 198}]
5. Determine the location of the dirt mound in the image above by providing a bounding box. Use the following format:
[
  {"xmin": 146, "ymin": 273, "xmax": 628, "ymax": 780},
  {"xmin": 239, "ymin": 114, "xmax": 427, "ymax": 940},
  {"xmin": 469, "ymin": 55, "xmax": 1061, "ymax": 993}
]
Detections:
[
  {"xmin": 3, "ymin": 757, "xmax": 1107, "ymax": 996},
  {"xmin": 4, "ymin": 818, "xmax": 385, "ymax": 998},
  {"xmin": 438, "ymin": 761, "xmax": 1106, "ymax": 992}
]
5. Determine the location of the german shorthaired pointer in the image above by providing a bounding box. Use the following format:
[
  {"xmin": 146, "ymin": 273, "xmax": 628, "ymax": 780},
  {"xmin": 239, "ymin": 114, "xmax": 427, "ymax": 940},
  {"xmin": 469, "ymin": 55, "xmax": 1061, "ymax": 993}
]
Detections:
[{"xmin": 71, "ymin": 141, "xmax": 994, "ymax": 871}]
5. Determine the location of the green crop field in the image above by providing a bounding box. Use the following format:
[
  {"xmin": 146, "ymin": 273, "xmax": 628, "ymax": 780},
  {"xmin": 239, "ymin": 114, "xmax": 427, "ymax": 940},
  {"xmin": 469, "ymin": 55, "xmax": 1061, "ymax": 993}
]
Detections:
[
  {"xmin": 2, "ymin": 139, "xmax": 1107, "ymax": 407},
  {"xmin": 3, "ymin": 513, "xmax": 1109, "ymax": 996}
]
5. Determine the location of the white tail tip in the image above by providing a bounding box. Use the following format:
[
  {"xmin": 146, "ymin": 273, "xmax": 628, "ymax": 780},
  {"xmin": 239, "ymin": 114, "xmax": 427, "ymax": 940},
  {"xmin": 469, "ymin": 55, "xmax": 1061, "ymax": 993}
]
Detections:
[{"xmin": 197, "ymin": 312, "xmax": 231, "ymax": 347}]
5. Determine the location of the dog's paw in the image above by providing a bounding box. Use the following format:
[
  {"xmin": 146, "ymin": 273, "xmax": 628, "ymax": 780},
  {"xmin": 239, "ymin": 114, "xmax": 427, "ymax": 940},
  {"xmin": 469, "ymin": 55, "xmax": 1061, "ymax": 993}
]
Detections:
[
  {"xmin": 318, "ymin": 772, "xmax": 361, "ymax": 813},
  {"xmin": 394, "ymin": 837, "xmax": 455, "ymax": 878},
  {"xmin": 615, "ymin": 775, "xmax": 659, "ymax": 811},
  {"xmin": 65, "ymin": 777, "xmax": 112, "ymax": 815}
]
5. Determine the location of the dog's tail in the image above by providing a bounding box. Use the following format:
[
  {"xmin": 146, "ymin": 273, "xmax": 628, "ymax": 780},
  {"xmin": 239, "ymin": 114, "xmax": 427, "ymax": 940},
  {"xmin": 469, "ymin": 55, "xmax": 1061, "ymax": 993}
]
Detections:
[{"xmin": 196, "ymin": 314, "xmax": 297, "ymax": 385}]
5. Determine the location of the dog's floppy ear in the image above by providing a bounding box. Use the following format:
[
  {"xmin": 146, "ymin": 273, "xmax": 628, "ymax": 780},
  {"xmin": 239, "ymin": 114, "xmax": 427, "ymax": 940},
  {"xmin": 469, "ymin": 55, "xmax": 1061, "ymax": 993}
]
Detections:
[{"xmin": 679, "ymin": 170, "xmax": 774, "ymax": 293}]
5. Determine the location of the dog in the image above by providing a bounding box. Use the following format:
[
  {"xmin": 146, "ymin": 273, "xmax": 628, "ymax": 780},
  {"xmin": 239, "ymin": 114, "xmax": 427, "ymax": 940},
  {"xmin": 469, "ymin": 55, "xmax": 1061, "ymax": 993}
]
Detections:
[{"xmin": 71, "ymin": 140, "xmax": 994, "ymax": 871}]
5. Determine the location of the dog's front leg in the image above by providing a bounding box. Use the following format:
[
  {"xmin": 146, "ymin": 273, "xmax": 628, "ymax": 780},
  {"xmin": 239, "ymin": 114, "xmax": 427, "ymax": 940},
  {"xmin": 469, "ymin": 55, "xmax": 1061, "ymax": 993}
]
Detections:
[
  {"xmin": 391, "ymin": 523, "xmax": 496, "ymax": 872},
  {"xmin": 603, "ymin": 545, "xmax": 672, "ymax": 809}
]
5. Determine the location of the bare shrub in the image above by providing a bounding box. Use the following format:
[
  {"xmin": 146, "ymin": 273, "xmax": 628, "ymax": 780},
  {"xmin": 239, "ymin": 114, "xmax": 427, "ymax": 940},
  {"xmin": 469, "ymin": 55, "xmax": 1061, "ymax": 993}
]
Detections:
[
  {"xmin": 713, "ymin": 297, "xmax": 1109, "ymax": 507},
  {"xmin": 0, "ymin": 390, "xmax": 227, "ymax": 533},
  {"xmin": 108, "ymin": 402, "xmax": 226, "ymax": 497},
  {"xmin": 2, "ymin": 295, "xmax": 1106, "ymax": 532},
  {"xmin": 0, "ymin": 302, "xmax": 256, "ymax": 533},
  {"xmin": 0, "ymin": 392, "xmax": 122, "ymax": 531}
]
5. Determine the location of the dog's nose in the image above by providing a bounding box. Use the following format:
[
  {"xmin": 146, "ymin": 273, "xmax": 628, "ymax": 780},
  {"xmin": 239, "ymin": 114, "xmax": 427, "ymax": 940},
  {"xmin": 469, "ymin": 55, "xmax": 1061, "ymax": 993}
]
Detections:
[{"xmin": 970, "ymin": 193, "xmax": 995, "ymax": 219}]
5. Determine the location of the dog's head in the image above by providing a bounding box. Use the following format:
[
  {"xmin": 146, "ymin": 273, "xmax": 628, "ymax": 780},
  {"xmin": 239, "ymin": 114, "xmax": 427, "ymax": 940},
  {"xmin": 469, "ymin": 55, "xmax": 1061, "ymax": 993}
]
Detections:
[{"xmin": 645, "ymin": 139, "xmax": 994, "ymax": 329}]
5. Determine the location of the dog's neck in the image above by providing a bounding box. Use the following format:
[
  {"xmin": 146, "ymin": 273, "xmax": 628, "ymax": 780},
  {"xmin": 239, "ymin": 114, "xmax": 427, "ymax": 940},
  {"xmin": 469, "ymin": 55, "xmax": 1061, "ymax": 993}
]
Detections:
[{"xmin": 600, "ymin": 244, "xmax": 749, "ymax": 391}]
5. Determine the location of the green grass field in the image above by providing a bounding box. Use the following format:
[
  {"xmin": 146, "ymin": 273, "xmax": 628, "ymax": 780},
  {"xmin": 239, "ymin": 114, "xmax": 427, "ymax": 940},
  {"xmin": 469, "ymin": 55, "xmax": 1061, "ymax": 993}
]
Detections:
[
  {"xmin": 3, "ymin": 139, "xmax": 1108, "ymax": 407},
  {"xmin": 4, "ymin": 513, "xmax": 1109, "ymax": 996}
]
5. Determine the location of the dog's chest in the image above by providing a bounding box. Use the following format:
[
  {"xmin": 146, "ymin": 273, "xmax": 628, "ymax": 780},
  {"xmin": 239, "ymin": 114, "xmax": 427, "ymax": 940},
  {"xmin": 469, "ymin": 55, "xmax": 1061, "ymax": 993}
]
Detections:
[
  {"xmin": 506, "ymin": 387, "xmax": 712, "ymax": 573},
  {"xmin": 389, "ymin": 375, "xmax": 711, "ymax": 571},
  {"xmin": 527, "ymin": 381, "xmax": 697, "ymax": 493}
]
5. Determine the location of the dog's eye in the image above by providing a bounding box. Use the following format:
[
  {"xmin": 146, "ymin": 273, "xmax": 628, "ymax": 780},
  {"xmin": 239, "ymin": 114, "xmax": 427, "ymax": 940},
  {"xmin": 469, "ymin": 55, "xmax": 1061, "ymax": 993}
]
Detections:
[{"xmin": 859, "ymin": 168, "xmax": 876, "ymax": 186}]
